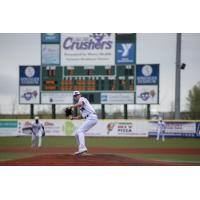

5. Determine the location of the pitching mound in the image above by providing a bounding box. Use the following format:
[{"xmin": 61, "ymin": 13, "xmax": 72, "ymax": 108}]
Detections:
[{"xmin": 0, "ymin": 153, "xmax": 184, "ymax": 166}]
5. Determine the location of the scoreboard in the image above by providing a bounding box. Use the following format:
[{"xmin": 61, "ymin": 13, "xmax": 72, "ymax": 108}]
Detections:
[
  {"xmin": 40, "ymin": 33, "xmax": 136, "ymax": 104},
  {"xmin": 41, "ymin": 65, "xmax": 135, "ymax": 103},
  {"xmin": 19, "ymin": 34, "xmax": 160, "ymax": 107}
]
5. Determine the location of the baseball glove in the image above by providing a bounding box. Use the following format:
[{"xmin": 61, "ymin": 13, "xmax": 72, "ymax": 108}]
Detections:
[
  {"xmin": 42, "ymin": 130, "xmax": 45, "ymax": 137},
  {"xmin": 65, "ymin": 107, "xmax": 73, "ymax": 117}
]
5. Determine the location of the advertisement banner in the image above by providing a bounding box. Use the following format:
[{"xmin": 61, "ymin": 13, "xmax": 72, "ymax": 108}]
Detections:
[
  {"xmin": 19, "ymin": 120, "xmax": 149, "ymax": 137},
  {"xmin": 84, "ymin": 120, "xmax": 149, "ymax": 137},
  {"xmin": 41, "ymin": 92, "xmax": 73, "ymax": 104},
  {"xmin": 0, "ymin": 120, "xmax": 199, "ymax": 137},
  {"xmin": 19, "ymin": 86, "xmax": 40, "ymax": 104},
  {"xmin": 136, "ymin": 64, "xmax": 159, "ymax": 85},
  {"xmin": 19, "ymin": 120, "xmax": 67, "ymax": 136},
  {"xmin": 41, "ymin": 33, "xmax": 60, "ymax": 44},
  {"xmin": 19, "ymin": 66, "xmax": 40, "ymax": 85},
  {"xmin": 101, "ymin": 93, "xmax": 134, "ymax": 104},
  {"xmin": 116, "ymin": 43, "xmax": 136, "ymax": 64},
  {"xmin": 149, "ymin": 121, "xmax": 197, "ymax": 137},
  {"xmin": 61, "ymin": 33, "xmax": 115, "ymax": 66},
  {"xmin": 0, "ymin": 120, "xmax": 18, "ymax": 136},
  {"xmin": 41, "ymin": 44, "xmax": 60, "ymax": 65},
  {"xmin": 196, "ymin": 122, "xmax": 200, "ymax": 137},
  {"xmin": 136, "ymin": 85, "xmax": 158, "ymax": 104}
]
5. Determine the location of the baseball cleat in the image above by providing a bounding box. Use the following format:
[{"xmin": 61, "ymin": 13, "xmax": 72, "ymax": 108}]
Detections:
[{"xmin": 74, "ymin": 149, "xmax": 88, "ymax": 155}]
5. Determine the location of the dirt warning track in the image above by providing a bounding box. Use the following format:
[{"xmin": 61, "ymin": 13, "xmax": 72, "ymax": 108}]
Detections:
[{"xmin": 1, "ymin": 147, "xmax": 200, "ymax": 155}]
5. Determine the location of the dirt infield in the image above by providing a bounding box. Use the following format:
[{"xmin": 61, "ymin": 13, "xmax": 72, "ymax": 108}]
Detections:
[
  {"xmin": 0, "ymin": 153, "xmax": 186, "ymax": 166},
  {"xmin": 0, "ymin": 147, "xmax": 199, "ymax": 166},
  {"xmin": 1, "ymin": 147, "xmax": 200, "ymax": 154}
]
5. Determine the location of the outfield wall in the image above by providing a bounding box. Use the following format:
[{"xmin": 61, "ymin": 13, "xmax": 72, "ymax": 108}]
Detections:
[
  {"xmin": 0, "ymin": 119, "xmax": 200, "ymax": 138},
  {"xmin": 149, "ymin": 120, "xmax": 198, "ymax": 137}
]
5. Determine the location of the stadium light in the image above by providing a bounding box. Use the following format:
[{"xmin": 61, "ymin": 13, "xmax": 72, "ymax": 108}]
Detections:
[{"xmin": 181, "ymin": 63, "xmax": 186, "ymax": 70}]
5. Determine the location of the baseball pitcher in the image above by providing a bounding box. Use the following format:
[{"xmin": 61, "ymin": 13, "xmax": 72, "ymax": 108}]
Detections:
[{"xmin": 66, "ymin": 91, "xmax": 98, "ymax": 155}]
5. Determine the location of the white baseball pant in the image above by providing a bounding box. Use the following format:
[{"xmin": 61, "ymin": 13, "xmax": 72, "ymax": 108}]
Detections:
[
  {"xmin": 156, "ymin": 129, "xmax": 165, "ymax": 141},
  {"xmin": 75, "ymin": 114, "xmax": 98, "ymax": 151},
  {"xmin": 32, "ymin": 130, "xmax": 43, "ymax": 147}
]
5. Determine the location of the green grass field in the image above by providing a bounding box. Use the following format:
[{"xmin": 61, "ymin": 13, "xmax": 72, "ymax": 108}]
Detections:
[
  {"xmin": 0, "ymin": 136, "xmax": 200, "ymax": 164},
  {"xmin": 1, "ymin": 136, "xmax": 200, "ymax": 148}
]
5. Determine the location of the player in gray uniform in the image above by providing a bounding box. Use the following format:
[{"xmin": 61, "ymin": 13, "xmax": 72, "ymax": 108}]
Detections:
[
  {"xmin": 156, "ymin": 117, "xmax": 166, "ymax": 141},
  {"xmin": 31, "ymin": 116, "xmax": 45, "ymax": 147},
  {"xmin": 70, "ymin": 91, "xmax": 98, "ymax": 155}
]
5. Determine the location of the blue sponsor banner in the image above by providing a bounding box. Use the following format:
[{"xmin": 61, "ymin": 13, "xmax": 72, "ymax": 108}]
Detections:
[
  {"xmin": 19, "ymin": 66, "xmax": 40, "ymax": 85},
  {"xmin": 136, "ymin": 64, "xmax": 159, "ymax": 85},
  {"xmin": 41, "ymin": 33, "xmax": 60, "ymax": 44},
  {"xmin": 116, "ymin": 43, "xmax": 136, "ymax": 64},
  {"xmin": 0, "ymin": 121, "xmax": 18, "ymax": 128},
  {"xmin": 149, "ymin": 121, "xmax": 197, "ymax": 138},
  {"xmin": 196, "ymin": 122, "xmax": 200, "ymax": 137}
]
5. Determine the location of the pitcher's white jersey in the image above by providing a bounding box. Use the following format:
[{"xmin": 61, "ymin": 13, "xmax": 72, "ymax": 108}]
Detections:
[
  {"xmin": 31, "ymin": 121, "xmax": 44, "ymax": 134},
  {"xmin": 78, "ymin": 97, "xmax": 96, "ymax": 118}
]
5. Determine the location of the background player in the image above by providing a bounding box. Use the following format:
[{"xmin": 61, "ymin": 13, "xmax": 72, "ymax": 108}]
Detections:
[
  {"xmin": 69, "ymin": 91, "xmax": 98, "ymax": 155},
  {"xmin": 31, "ymin": 116, "xmax": 45, "ymax": 147},
  {"xmin": 156, "ymin": 117, "xmax": 166, "ymax": 141}
]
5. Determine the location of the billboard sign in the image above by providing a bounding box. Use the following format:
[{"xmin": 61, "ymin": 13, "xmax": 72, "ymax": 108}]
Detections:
[
  {"xmin": 41, "ymin": 92, "xmax": 73, "ymax": 104},
  {"xmin": 101, "ymin": 93, "xmax": 134, "ymax": 104},
  {"xmin": 41, "ymin": 33, "xmax": 60, "ymax": 44},
  {"xmin": 61, "ymin": 33, "xmax": 115, "ymax": 66},
  {"xmin": 136, "ymin": 85, "xmax": 158, "ymax": 104},
  {"xmin": 84, "ymin": 120, "xmax": 149, "ymax": 137},
  {"xmin": 196, "ymin": 122, "xmax": 200, "ymax": 137},
  {"xmin": 19, "ymin": 119, "xmax": 67, "ymax": 136},
  {"xmin": 149, "ymin": 121, "xmax": 197, "ymax": 137},
  {"xmin": 116, "ymin": 43, "xmax": 136, "ymax": 64},
  {"xmin": 0, "ymin": 120, "xmax": 18, "ymax": 136},
  {"xmin": 135, "ymin": 64, "xmax": 159, "ymax": 104},
  {"xmin": 41, "ymin": 44, "xmax": 60, "ymax": 65},
  {"xmin": 19, "ymin": 66, "xmax": 40, "ymax": 85},
  {"xmin": 19, "ymin": 86, "xmax": 40, "ymax": 104},
  {"xmin": 136, "ymin": 64, "xmax": 159, "ymax": 85}
]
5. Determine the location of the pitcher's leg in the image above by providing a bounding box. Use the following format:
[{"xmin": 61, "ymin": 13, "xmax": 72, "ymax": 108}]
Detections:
[
  {"xmin": 74, "ymin": 119, "xmax": 97, "ymax": 154},
  {"xmin": 74, "ymin": 130, "xmax": 87, "ymax": 155},
  {"xmin": 75, "ymin": 132, "xmax": 80, "ymax": 148},
  {"xmin": 77, "ymin": 131, "xmax": 87, "ymax": 151}
]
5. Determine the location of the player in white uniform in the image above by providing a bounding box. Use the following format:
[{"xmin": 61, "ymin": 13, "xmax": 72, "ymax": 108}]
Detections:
[
  {"xmin": 70, "ymin": 91, "xmax": 98, "ymax": 155},
  {"xmin": 156, "ymin": 117, "xmax": 166, "ymax": 141},
  {"xmin": 31, "ymin": 116, "xmax": 45, "ymax": 147}
]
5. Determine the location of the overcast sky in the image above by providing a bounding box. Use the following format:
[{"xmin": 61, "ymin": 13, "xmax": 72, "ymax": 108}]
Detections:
[{"xmin": 0, "ymin": 33, "xmax": 200, "ymax": 114}]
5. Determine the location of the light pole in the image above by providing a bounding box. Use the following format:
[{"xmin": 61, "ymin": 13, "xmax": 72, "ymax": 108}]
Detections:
[
  {"xmin": 175, "ymin": 33, "xmax": 186, "ymax": 119},
  {"xmin": 175, "ymin": 33, "xmax": 181, "ymax": 119}
]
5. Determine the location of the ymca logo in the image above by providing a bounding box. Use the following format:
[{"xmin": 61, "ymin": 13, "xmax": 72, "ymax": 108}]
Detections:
[
  {"xmin": 119, "ymin": 44, "xmax": 132, "ymax": 57},
  {"xmin": 116, "ymin": 43, "xmax": 135, "ymax": 64}
]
